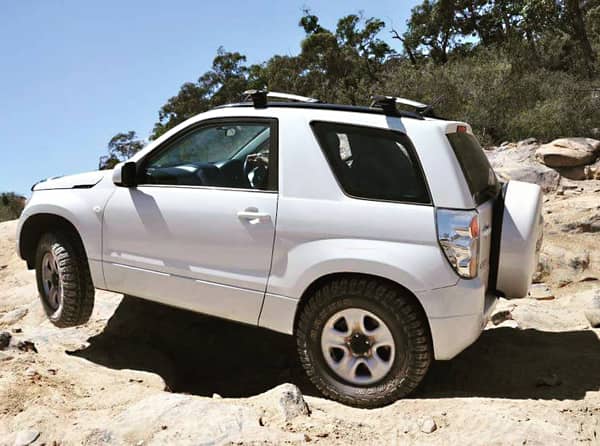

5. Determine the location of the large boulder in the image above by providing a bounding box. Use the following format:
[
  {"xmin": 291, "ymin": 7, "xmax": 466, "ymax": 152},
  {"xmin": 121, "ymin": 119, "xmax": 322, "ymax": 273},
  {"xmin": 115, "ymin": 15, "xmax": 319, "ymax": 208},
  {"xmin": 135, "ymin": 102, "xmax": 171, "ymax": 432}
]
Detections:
[
  {"xmin": 486, "ymin": 142, "xmax": 560, "ymax": 191},
  {"xmin": 535, "ymin": 138, "xmax": 600, "ymax": 168}
]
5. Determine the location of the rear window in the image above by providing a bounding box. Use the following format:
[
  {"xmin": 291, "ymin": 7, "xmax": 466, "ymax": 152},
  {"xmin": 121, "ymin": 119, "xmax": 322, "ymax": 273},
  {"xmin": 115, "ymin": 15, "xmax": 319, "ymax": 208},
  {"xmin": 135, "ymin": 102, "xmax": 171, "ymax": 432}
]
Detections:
[
  {"xmin": 311, "ymin": 122, "xmax": 430, "ymax": 204},
  {"xmin": 447, "ymin": 132, "xmax": 499, "ymax": 205}
]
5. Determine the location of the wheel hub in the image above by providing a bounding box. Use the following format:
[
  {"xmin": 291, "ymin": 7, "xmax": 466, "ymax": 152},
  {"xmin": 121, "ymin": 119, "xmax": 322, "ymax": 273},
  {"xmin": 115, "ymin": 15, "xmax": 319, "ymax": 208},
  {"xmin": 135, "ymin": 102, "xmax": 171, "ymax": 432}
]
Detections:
[
  {"xmin": 41, "ymin": 251, "xmax": 62, "ymax": 311},
  {"xmin": 320, "ymin": 308, "xmax": 396, "ymax": 385},
  {"xmin": 348, "ymin": 332, "xmax": 371, "ymax": 356}
]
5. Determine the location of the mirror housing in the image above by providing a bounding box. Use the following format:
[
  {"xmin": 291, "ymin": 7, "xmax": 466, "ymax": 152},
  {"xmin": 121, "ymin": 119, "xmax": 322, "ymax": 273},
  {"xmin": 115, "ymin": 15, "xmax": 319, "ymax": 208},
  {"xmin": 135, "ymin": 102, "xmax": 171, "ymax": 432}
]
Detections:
[{"xmin": 113, "ymin": 161, "xmax": 138, "ymax": 187}]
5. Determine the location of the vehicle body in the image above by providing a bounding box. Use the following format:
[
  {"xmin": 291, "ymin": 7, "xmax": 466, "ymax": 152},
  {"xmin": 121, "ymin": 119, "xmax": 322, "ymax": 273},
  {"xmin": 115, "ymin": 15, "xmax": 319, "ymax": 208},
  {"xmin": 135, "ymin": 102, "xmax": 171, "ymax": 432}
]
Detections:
[{"xmin": 16, "ymin": 92, "xmax": 543, "ymax": 407}]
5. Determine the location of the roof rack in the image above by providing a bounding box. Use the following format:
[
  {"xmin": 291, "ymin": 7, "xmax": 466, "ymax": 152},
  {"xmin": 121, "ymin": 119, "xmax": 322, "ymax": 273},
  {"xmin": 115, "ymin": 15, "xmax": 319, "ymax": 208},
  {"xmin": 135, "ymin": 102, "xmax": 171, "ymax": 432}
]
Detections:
[
  {"xmin": 370, "ymin": 95, "xmax": 442, "ymax": 118},
  {"xmin": 242, "ymin": 90, "xmax": 320, "ymax": 108}
]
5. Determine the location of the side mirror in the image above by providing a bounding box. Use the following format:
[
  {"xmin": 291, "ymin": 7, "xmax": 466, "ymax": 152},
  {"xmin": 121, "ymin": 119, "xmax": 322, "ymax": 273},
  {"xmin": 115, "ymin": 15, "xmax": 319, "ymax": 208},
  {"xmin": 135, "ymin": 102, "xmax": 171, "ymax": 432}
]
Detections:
[{"xmin": 113, "ymin": 161, "xmax": 138, "ymax": 187}]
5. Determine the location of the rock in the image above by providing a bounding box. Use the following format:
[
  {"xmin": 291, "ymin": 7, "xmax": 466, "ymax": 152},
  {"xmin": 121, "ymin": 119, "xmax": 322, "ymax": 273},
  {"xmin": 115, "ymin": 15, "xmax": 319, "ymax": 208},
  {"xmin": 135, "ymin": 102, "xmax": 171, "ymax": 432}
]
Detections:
[
  {"xmin": 0, "ymin": 307, "xmax": 28, "ymax": 325},
  {"xmin": 497, "ymin": 319, "xmax": 520, "ymax": 329},
  {"xmin": 13, "ymin": 429, "xmax": 40, "ymax": 446},
  {"xmin": 486, "ymin": 144, "xmax": 560, "ymax": 191},
  {"xmin": 82, "ymin": 428, "xmax": 120, "ymax": 445},
  {"xmin": 536, "ymin": 373, "xmax": 562, "ymax": 387},
  {"xmin": 491, "ymin": 310, "xmax": 512, "ymax": 325},
  {"xmin": 584, "ymin": 158, "xmax": 600, "ymax": 180},
  {"xmin": 212, "ymin": 393, "xmax": 222, "ymax": 399},
  {"xmin": 555, "ymin": 159, "xmax": 600, "ymax": 180},
  {"xmin": 561, "ymin": 215, "xmax": 600, "ymax": 233},
  {"xmin": 25, "ymin": 367, "xmax": 39, "ymax": 378},
  {"xmin": 17, "ymin": 341, "xmax": 37, "ymax": 353},
  {"xmin": 494, "ymin": 163, "xmax": 560, "ymax": 192},
  {"xmin": 518, "ymin": 137, "xmax": 538, "ymax": 147},
  {"xmin": 568, "ymin": 253, "xmax": 590, "ymax": 271},
  {"xmin": 110, "ymin": 392, "xmax": 287, "ymax": 444},
  {"xmin": 535, "ymin": 137, "xmax": 600, "ymax": 168},
  {"xmin": 278, "ymin": 383, "xmax": 310, "ymax": 421},
  {"xmin": 0, "ymin": 351, "xmax": 13, "ymax": 361},
  {"xmin": 532, "ymin": 253, "xmax": 552, "ymax": 283},
  {"xmin": 0, "ymin": 331, "xmax": 11, "ymax": 349},
  {"xmin": 584, "ymin": 293, "xmax": 600, "ymax": 328},
  {"xmin": 528, "ymin": 284, "xmax": 555, "ymax": 300},
  {"xmin": 420, "ymin": 417, "xmax": 437, "ymax": 434}
]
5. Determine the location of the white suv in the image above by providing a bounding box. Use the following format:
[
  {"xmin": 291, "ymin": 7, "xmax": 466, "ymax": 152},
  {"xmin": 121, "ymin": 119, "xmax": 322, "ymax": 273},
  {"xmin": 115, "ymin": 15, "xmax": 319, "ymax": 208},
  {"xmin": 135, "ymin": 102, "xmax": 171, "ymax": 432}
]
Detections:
[{"xmin": 16, "ymin": 92, "xmax": 543, "ymax": 407}]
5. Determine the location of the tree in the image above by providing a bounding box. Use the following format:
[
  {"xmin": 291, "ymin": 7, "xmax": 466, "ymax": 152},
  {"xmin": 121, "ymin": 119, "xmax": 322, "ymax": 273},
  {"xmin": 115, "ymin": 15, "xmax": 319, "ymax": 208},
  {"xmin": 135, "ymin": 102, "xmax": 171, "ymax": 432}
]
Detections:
[
  {"xmin": 563, "ymin": 0, "xmax": 596, "ymax": 76},
  {"xmin": 151, "ymin": 47, "xmax": 258, "ymax": 139},
  {"xmin": 296, "ymin": 11, "xmax": 393, "ymax": 103},
  {"xmin": 401, "ymin": 0, "xmax": 463, "ymax": 64},
  {"xmin": 99, "ymin": 131, "xmax": 144, "ymax": 170}
]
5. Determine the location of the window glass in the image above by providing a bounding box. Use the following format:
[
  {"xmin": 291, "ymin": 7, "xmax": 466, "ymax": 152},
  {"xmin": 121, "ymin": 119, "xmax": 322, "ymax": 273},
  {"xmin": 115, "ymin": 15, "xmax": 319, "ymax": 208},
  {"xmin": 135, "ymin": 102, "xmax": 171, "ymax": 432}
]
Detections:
[
  {"xmin": 142, "ymin": 122, "xmax": 274, "ymax": 190},
  {"xmin": 311, "ymin": 122, "xmax": 430, "ymax": 204},
  {"xmin": 446, "ymin": 133, "xmax": 499, "ymax": 205}
]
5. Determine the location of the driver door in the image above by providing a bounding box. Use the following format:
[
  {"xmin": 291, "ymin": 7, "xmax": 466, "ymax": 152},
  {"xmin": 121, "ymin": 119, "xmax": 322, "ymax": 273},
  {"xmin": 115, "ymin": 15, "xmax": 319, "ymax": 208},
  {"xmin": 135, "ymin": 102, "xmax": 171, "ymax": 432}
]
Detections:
[{"xmin": 102, "ymin": 118, "xmax": 278, "ymax": 325}]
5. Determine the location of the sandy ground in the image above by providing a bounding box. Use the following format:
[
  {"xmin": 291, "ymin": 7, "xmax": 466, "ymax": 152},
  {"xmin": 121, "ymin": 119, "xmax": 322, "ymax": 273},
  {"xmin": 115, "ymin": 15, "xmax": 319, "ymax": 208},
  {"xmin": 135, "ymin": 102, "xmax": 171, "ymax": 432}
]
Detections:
[{"xmin": 0, "ymin": 184, "xmax": 599, "ymax": 445}]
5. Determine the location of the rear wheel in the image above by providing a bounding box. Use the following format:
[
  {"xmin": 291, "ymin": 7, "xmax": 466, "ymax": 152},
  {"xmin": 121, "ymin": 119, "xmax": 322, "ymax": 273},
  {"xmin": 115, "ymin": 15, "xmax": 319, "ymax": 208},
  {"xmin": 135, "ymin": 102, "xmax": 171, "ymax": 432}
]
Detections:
[
  {"xmin": 296, "ymin": 277, "xmax": 432, "ymax": 408},
  {"xmin": 35, "ymin": 232, "xmax": 94, "ymax": 327}
]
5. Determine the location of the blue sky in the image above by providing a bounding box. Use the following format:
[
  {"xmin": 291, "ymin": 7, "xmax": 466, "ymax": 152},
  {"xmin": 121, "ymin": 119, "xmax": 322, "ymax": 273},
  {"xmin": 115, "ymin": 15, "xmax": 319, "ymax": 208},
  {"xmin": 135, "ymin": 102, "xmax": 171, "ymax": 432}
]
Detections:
[{"xmin": 0, "ymin": 0, "xmax": 419, "ymax": 195}]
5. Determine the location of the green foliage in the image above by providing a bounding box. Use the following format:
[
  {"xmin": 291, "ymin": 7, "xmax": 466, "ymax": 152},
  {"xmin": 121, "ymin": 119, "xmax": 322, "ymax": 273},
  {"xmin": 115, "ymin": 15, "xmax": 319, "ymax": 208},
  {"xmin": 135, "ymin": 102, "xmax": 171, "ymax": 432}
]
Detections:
[
  {"xmin": 100, "ymin": 1, "xmax": 600, "ymax": 158},
  {"xmin": 99, "ymin": 131, "xmax": 145, "ymax": 170},
  {"xmin": 0, "ymin": 192, "xmax": 25, "ymax": 222}
]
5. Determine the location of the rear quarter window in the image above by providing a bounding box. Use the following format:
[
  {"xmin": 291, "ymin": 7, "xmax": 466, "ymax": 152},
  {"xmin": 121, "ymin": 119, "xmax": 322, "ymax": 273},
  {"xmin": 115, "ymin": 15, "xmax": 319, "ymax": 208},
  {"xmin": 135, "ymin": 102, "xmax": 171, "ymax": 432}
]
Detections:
[
  {"xmin": 447, "ymin": 132, "xmax": 499, "ymax": 205},
  {"xmin": 311, "ymin": 122, "xmax": 430, "ymax": 204}
]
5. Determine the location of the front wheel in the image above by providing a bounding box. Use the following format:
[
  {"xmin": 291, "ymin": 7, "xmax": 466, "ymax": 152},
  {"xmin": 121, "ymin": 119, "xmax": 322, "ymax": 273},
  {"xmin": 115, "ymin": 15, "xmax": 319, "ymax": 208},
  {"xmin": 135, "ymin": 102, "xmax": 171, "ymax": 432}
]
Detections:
[
  {"xmin": 296, "ymin": 278, "xmax": 432, "ymax": 408},
  {"xmin": 35, "ymin": 232, "xmax": 95, "ymax": 327}
]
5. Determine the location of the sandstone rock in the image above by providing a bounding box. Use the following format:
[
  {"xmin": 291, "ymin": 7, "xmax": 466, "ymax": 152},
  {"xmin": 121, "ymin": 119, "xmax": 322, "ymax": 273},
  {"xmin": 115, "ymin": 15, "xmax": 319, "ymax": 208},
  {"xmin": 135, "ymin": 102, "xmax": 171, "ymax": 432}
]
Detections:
[
  {"xmin": 584, "ymin": 293, "xmax": 600, "ymax": 328},
  {"xmin": 518, "ymin": 137, "xmax": 538, "ymax": 147},
  {"xmin": 497, "ymin": 319, "xmax": 520, "ymax": 329},
  {"xmin": 486, "ymin": 144, "xmax": 560, "ymax": 191},
  {"xmin": 277, "ymin": 383, "xmax": 310, "ymax": 421},
  {"xmin": 111, "ymin": 392, "xmax": 271, "ymax": 445},
  {"xmin": 491, "ymin": 310, "xmax": 512, "ymax": 325},
  {"xmin": 528, "ymin": 284, "xmax": 555, "ymax": 300},
  {"xmin": 560, "ymin": 214, "xmax": 600, "ymax": 233},
  {"xmin": 13, "ymin": 429, "xmax": 40, "ymax": 446},
  {"xmin": 420, "ymin": 417, "xmax": 437, "ymax": 434},
  {"xmin": 584, "ymin": 158, "xmax": 600, "ymax": 179},
  {"xmin": 0, "ymin": 331, "xmax": 11, "ymax": 349},
  {"xmin": 535, "ymin": 138, "xmax": 600, "ymax": 168},
  {"xmin": 568, "ymin": 253, "xmax": 590, "ymax": 271},
  {"xmin": 0, "ymin": 307, "xmax": 28, "ymax": 325},
  {"xmin": 16, "ymin": 341, "xmax": 37, "ymax": 353}
]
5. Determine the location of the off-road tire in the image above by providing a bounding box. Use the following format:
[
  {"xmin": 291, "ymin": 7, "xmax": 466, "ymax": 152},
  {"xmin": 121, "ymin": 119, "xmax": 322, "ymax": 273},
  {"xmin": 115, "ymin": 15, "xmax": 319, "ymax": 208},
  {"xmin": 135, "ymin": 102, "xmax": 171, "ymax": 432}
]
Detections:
[
  {"xmin": 35, "ymin": 232, "xmax": 95, "ymax": 327},
  {"xmin": 296, "ymin": 277, "xmax": 432, "ymax": 408}
]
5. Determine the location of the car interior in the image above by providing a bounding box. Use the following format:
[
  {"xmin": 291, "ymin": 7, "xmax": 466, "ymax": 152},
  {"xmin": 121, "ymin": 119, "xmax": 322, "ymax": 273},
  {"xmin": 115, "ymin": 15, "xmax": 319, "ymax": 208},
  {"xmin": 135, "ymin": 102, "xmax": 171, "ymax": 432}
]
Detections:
[{"xmin": 142, "ymin": 126, "xmax": 271, "ymax": 190}]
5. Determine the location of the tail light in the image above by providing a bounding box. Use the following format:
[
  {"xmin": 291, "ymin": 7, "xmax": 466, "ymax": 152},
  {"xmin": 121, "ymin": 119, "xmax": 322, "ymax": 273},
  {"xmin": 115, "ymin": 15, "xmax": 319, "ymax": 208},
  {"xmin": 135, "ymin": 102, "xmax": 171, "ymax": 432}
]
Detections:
[{"xmin": 436, "ymin": 208, "xmax": 480, "ymax": 279}]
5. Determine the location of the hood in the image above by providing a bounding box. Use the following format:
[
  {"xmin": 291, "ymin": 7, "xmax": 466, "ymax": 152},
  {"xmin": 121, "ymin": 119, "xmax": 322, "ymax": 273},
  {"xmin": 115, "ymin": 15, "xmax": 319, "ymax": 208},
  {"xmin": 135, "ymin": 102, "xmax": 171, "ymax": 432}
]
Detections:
[{"xmin": 32, "ymin": 170, "xmax": 112, "ymax": 191}]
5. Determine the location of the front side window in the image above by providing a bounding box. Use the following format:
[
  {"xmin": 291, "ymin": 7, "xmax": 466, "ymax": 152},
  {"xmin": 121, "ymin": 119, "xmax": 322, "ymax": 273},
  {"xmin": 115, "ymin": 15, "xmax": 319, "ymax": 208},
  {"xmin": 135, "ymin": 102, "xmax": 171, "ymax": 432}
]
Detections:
[
  {"xmin": 311, "ymin": 122, "xmax": 430, "ymax": 204},
  {"xmin": 141, "ymin": 121, "xmax": 276, "ymax": 190}
]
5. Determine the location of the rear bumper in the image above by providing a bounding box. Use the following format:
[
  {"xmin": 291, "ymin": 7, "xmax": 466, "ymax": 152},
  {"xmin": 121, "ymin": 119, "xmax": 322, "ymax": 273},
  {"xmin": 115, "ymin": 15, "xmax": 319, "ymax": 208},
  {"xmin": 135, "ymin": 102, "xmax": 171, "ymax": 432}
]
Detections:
[{"xmin": 416, "ymin": 280, "xmax": 498, "ymax": 360}]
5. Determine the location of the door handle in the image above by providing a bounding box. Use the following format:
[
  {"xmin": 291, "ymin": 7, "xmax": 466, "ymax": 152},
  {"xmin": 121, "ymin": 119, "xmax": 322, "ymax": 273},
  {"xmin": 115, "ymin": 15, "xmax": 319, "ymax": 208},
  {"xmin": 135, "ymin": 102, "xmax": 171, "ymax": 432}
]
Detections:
[{"xmin": 237, "ymin": 208, "xmax": 270, "ymax": 223}]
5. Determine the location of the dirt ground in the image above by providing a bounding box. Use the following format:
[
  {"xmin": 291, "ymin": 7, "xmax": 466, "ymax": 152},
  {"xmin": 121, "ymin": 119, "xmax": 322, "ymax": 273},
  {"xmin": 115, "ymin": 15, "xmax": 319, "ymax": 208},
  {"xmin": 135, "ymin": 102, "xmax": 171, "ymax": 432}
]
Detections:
[{"xmin": 0, "ymin": 183, "xmax": 599, "ymax": 445}]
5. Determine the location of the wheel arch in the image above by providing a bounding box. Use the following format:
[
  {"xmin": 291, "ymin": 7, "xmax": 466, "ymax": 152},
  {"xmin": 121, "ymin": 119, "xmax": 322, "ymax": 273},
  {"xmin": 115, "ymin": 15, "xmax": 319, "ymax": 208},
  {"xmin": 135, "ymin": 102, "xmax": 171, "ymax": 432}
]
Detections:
[
  {"xmin": 19, "ymin": 213, "xmax": 88, "ymax": 269},
  {"xmin": 293, "ymin": 272, "xmax": 432, "ymax": 341}
]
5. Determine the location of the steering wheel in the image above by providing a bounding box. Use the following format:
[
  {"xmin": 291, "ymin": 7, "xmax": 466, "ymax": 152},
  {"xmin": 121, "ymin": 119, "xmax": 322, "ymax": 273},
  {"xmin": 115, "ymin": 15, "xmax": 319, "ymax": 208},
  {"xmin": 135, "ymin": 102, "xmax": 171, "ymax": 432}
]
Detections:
[{"xmin": 244, "ymin": 153, "xmax": 268, "ymax": 189}]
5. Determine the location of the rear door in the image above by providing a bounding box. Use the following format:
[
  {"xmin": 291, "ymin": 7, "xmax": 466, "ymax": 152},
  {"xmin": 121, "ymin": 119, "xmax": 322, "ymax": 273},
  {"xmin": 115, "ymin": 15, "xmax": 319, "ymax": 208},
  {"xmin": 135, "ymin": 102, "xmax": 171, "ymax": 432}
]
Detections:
[{"xmin": 446, "ymin": 130, "xmax": 499, "ymax": 289}]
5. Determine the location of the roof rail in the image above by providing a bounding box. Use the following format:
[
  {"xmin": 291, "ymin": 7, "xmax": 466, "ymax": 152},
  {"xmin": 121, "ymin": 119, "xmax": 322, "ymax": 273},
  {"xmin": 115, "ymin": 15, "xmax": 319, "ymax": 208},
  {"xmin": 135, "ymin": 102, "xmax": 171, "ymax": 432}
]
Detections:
[
  {"xmin": 370, "ymin": 95, "xmax": 443, "ymax": 118},
  {"xmin": 242, "ymin": 90, "xmax": 320, "ymax": 108}
]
